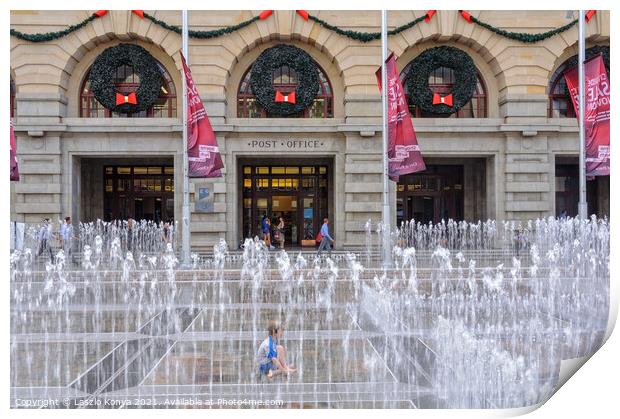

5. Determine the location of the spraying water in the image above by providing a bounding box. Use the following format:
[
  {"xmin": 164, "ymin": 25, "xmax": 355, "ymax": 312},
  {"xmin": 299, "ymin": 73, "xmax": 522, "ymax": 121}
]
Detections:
[{"xmin": 10, "ymin": 217, "xmax": 609, "ymax": 408}]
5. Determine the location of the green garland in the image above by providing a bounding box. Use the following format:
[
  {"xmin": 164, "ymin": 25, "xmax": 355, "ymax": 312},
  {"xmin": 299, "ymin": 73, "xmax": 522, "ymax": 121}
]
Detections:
[
  {"xmin": 9, "ymin": 12, "xmax": 259, "ymax": 43},
  {"xmin": 10, "ymin": 11, "xmax": 585, "ymax": 45},
  {"xmin": 10, "ymin": 14, "xmax": 97, "ymax": 43},
  {"xmin": 308, "ymin": 14, "xmax": 427, "ymax": 43},
  {"xmin": 468, "ymin": 14, "xmax": 578, "ymax": 43},
  {"xmin": 142, "ymin": 12, "xmax": 260, "ymax": 39}
]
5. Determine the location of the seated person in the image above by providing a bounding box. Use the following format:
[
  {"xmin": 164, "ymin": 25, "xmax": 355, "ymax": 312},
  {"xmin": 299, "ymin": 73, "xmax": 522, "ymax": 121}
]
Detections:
[{"xmin": 256, "ymin": 321, "xmax": 296, "ymax": 379}]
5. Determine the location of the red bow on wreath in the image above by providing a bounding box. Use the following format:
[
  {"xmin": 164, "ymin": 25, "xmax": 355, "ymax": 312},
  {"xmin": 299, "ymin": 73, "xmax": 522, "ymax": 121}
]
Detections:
[
  {"xmin": 432, "ymin": 93, "xmax": 453, "ymax": 106},
  {"xmin": 116, "ymin": 92, "xmax": 138, "ymax": 105},
  {"xmin": 275, "ymin": 91, "xmax": 296, "ymax": 104}
]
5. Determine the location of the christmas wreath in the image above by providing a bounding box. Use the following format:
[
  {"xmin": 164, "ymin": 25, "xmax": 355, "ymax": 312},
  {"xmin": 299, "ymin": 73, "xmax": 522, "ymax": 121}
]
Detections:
[
  {"xmin": 405, "ymin": 46, "xmax": 478, "ymax": 115},
  {"xmin": 89, "ymin": 44, "xmax": 162, "ymax": 114},
  {"xmin": 561, "ymin": 46, "xmax": 610, "ymax": 98},
  {"xmin": 564, "ymin": 45, "xmax": 610, "ymax": 75},
  {"xmin": 249, "ymin": 44, "xmax": 319, "ymax": 116}
]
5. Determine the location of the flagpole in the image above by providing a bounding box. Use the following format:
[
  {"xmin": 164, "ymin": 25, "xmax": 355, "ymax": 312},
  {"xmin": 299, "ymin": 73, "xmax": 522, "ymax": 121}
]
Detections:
[
  {"xmin": 577, "ymin": 9, "xmax": 588, "ymax": 220},
  {"xmin": 181, "ymin": 10, "xmax": 191, "ymax": 265},
  {"xmin": 381, "ymin": 10, "xmax": 392, "ymax": 268}
]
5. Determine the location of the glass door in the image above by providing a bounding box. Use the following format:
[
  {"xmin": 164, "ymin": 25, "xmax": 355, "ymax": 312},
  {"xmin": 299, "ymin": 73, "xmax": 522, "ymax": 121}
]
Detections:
[
  {"xmin": 410, "ymin": 196, "xmax": 435, "ymax": 224},
  {"xmin": 271, "ymin": 195, "xmax": 298, "ymax": 247},
  {"xmin": 302, "ymin": 194, "xmax": 315, "ymax": 241}
]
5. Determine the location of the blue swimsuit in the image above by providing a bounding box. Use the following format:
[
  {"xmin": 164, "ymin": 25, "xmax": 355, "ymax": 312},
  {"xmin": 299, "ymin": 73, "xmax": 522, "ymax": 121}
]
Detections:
[{"xmin": 259, "ymin": 336, "xmax": 278, "ymax": 374}]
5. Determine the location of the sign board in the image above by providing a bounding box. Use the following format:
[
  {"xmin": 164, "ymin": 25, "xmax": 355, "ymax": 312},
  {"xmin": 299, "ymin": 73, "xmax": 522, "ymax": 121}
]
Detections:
[{"xmin": 195, "ymin": 184, "xmax": 215, "ymax": 213}]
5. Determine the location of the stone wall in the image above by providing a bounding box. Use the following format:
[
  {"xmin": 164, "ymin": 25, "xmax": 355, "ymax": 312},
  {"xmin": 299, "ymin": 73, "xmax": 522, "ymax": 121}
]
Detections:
[{"xmin": 10, "ymin": 10, "xmax": 610, "ymax": 248}]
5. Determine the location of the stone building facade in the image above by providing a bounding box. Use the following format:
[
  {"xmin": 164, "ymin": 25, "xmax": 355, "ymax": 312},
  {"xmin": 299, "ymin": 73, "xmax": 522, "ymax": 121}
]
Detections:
[{"xmin": 10, "ymin": 10, "xmax": 610, "ymax": 249}]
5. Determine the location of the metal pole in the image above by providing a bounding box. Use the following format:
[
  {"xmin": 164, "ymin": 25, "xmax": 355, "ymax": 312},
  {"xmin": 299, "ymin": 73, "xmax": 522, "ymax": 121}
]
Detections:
[
  {"xmin": 577, "ymin": 10, "xmax": 588, "ymax": 219},
  {"xmin": 381, "ymin": 10, "xmax": 392, "ymax": 267},
  {"xmin": 181, "ymin": 10, "xmax": 191, "ymax": 265}
]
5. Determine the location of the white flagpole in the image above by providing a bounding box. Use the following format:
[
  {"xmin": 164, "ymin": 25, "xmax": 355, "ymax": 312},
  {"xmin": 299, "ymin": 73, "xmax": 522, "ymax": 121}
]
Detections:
[
  {"xmin": 381, "ymin": 10, "xmax": 392, "ymax": 267},
  {"xmin": 577, "ymin": 10, "xmax": 588, "ymax": 219},
  {"xmin": 181, "ymin": 10, "xmax": 191, "ymax": 265}
]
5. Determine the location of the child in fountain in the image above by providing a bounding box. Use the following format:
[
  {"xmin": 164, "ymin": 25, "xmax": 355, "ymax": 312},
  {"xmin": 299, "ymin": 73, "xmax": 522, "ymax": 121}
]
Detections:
[{"xmin": 256, "ymin": 321, "xmax": 296, "ymax": 379}]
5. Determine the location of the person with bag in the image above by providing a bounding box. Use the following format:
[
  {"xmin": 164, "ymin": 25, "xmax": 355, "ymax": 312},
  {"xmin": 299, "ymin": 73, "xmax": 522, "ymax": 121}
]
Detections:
[
  {"xmin": 317, "ymin": 217, "xmax": 334, "ymax": 257},
  {"xmin": 275, "ymin": 217, "xmax": 285, "ymax": 249}
]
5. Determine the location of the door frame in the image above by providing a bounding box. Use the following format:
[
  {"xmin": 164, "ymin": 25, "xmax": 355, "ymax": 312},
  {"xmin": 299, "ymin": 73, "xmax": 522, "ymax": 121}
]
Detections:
[
  {"xmin": 103, "ymin": 164, "xmax": 175, "ymax": 222},
  {"xmin": 396, "ymin": 165, "xmax": 464, "ymax": 224},
  {"xmin": 238, "ymin": 157, "xmax": 333, "ymax": 246}
]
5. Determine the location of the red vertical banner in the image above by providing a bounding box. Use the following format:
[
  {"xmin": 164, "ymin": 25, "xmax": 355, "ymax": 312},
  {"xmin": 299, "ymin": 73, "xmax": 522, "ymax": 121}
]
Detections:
[
  {"xmin": 564, "ymin": 54, "xmax": 610, "ymax": 177},
  {"xmin": 376, "ymin": 53, "xmax": 426, "ymax": 181},
  {"xmin": 10, "ymin": 120, "xmax": 19, "ymax": 181},
  {"xmin": 181, "ymin": 53, "xmax": 224, "ymax": 178}
]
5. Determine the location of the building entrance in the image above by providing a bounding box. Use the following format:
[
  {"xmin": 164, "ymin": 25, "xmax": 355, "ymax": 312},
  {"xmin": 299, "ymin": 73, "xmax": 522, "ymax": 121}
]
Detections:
[
  {"xmin": 240, "ymin": 160, "xmax": 331, "ymax": 246},
  {"xmin": 555, "ymin": 158, "xmax": 609, "ymax": 217},
  {"xmin": 397, "ymin": 165, "xmax": 465, "ymax": 225},
  {"xmin": 103, "ymin": 165, "xmax": 174, "ymax": 222}
]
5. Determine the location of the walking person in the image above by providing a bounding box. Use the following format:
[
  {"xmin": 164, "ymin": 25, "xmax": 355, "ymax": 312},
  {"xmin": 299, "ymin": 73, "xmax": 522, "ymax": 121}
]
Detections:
[
  {"xmin": 59, "ymin": 217, "xmax": 66, "ymax": 251},
  {"xmin": 62, "ymin": 216, "xmax": 76, "ymax": 264},
  {"xmin": 317, "ymin": 217, "xmax": 335, "ymax": 257},
  {"xmin": 37, "ymin": 218, "xmax": 54, "ymax": 262}
]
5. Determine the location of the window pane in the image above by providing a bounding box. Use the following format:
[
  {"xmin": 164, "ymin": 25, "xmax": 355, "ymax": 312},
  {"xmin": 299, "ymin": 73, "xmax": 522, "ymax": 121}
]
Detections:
[
  {"xmin": 81, "ymin": 61, "xmax": 175, "ymax": 119},
  {"xmin": 165, "ymin": 178, "xmax": 174, "ymax": 192},
  {"xmin": 256, "ymin": 179, "xmax": 269, "ymax": 190},
  {"xmin": 257, "ymin": 198, "xmax": 268, "ymax": 209}
]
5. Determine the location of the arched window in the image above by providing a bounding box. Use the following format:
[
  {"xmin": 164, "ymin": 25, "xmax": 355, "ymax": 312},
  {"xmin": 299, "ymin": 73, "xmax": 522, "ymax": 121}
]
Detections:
[
  {"xmin": 548, "ymin": 46, "xmax": 610, "ymax": 118},
  {"xmin": 80, "ymin": 61, "xmax": 176, "ymax": 118},
  {"xmin": 548, "ymin": 67, "xmax": 575, "ymax": 118},
  {"xmin": 237, "ymin": 64, "xmax": 333, "ymax": 118},
  {"xmin": 10, "ymin": 78, "xmax": 16, "ymax": 119},
  {"xmin": 400, "ymin": 64, "xmax": 487, "ymax": 118},
  {"xmin": 547, "ymin": 45, "xmax": 611, "ymax": 118}
]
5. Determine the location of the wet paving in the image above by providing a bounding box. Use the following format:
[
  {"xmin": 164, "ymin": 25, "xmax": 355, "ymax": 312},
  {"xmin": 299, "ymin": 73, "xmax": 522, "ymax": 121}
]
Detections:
[{"xmin": 10, "ymin": 260, "xmax": 607, "ymax": 409}]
